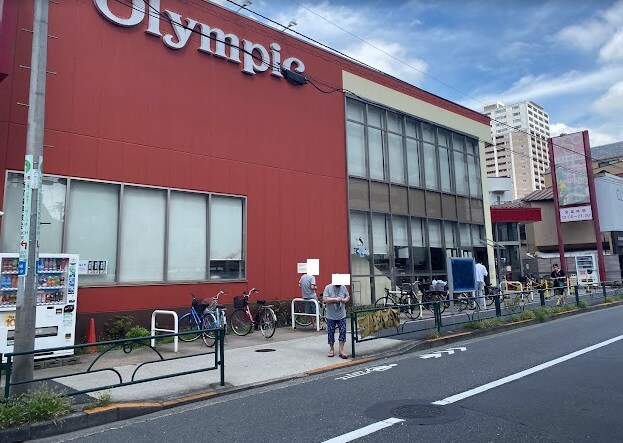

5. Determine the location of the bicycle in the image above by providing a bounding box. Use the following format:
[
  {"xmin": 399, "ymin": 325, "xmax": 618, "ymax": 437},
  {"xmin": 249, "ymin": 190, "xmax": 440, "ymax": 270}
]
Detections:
[
  {"xmin": 293, "ymin": 299, "xmax": 326, "ymax": 328},
  {"xmin": 375, "ymin": 286, "xmax": 420, "ymax": 320},
  {"xmin": 196, "ymin": 290, "xmax": 227, "ymax": 347},
  {"xmin": 420, "ymin": 288, "xmax": 449, "ymax": 314},
  {"xmin": 178, "ymin": 294, "xmax": 218, "ymax": 346},
  {"xmin": 230, "ymin": 288, "xmax": 277, "ymax": 338}
]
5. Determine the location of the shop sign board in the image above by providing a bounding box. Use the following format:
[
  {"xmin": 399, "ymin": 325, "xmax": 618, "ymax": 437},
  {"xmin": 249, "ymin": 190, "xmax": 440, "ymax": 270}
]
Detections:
[
  {"xmin": 551, "ymin": 132, "xmax": 591, "ymax": 207},
  {"xmin": 93, "ymin": 0, "xmax": 306, "ymax": 79},
  {"xmin": 559, "ymin": 205, "xmax": 592, "ymax": 223}
]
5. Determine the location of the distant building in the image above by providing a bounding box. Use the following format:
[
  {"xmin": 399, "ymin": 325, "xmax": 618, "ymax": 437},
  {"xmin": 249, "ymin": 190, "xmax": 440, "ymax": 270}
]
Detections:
[{"xmin": 483, "ymin": 101, "xmax": 550, "ymax": 199}]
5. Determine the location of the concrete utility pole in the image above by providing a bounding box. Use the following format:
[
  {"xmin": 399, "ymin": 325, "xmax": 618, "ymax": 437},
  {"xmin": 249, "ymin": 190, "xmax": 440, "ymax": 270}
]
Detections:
[{"xmin": 12, "ymin": 0, "xmax": 49, "ymax": 397}]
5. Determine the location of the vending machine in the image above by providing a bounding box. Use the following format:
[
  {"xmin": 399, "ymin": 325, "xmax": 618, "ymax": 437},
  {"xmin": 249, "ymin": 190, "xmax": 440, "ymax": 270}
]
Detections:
[
  {"xmin": 0, "ymin": 253, "xmax": 79, "ymax": 361},
  {"xmin": 574, "ymin": 253, "xmax": 599, "ymax": 286}
]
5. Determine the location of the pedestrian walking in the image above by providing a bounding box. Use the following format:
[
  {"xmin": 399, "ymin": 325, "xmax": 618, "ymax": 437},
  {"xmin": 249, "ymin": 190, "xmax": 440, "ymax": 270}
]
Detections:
[
  {"xmin": 551, "ymin": 264, "xmax": 567, "ymax": 305},
  {"xmin": 322, "ymin": 282, "xmax": 350, "ymax": 359},
  {"xmin": 475, "ymin": 260, "xmax": 488, "ymax": 309}
]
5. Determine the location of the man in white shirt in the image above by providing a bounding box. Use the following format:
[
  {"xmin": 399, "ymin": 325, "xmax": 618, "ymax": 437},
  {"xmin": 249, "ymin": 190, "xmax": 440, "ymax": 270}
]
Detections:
[{"xmin": 475, "ymin": 261, "xmax": 488, "ymax": 309}]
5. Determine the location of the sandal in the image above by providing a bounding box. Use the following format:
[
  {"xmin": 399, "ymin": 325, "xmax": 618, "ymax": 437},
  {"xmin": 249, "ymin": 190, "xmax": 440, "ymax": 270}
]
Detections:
[
  {"xmin": 339, "ymin": 354, "xmax": 348, "ymax": 359},
  {"xmin": 327, "ymin": 351, "xmax": 334, "ymax": 357}
]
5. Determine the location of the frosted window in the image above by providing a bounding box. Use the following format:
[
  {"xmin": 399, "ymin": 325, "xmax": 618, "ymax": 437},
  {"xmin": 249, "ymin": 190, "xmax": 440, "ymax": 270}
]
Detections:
[
  {"xmin": 444, "ymin": 222, "xmax": 456, "ymax": 248},
  {"xmin": 439, "ymin": 148, "xmax": 452, "ymax": 192},
  {"xmin": 371, "ymin": 214, "xmax": 389, "ymax": 274},
  {"xmin": 460, "ymin": 223, "xmax": 472, "ymax": 246},
  {"xmin": 368, "ymin": 127, "xmax": 385, "ymax": 180},
  {"xmin": 210, "ymin": 196, "xmax": 244, "ymax": 279},
  {"xmin": 428, "ymin": 220, "xmax": 442, "ymax": 247},
  {"xmin": 347, "ymin": 122, "xmax": 366, "ymax": 177},
  {"xmin": 168, "ymin": 191, "xmax": 207, "ymax": 281},
  {"xmin": 411, "ymin": 218, "xmax": 424, "ymax": 247},
  {"xmin": 346, "ymin": 98, "xmax": 364, "ymax": 122},
  {"xmin": 66, "ymin": 181, "xmax": 119, "ymax": 283},
  {"xmin": 388, "ymin": 133, "xmax": 405, "ymax": 184},
  {"xmin": 406, "ymin": 138, "xmax": 421, "ymax": 187},
  {"xmin": 454, "ymin": 152, "xmax": 469, "ymax": 195},
  {"xmin": 423, "ymin": 142, "xmax": 439, "ymax": 190},
  {"xmin": 119, "ymin": 187, "xmax": 166, "ymax": 282}
]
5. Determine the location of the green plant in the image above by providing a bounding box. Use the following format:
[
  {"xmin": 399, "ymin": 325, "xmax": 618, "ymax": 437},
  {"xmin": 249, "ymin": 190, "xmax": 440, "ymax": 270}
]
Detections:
[
  {"xmin": 578, "ymin": 300, "xmax": 588, "ymax": 309},
  {"xmin": 104, "ymin": 315, "xmax": 136, "ymax": 340},
  {"xmin": 465, "ymin": 318, "xmax": 505, "ymax": 330},
  {"xmin": 0, "ymin": 388, "xmax": 72, "ymax": 429},
  {"xmin": 125, "ymin": 326, "xmax": 151, "ymax": 348},
  {"xmin": 604, "ymin": 297, "xmax": 613, "ymax": 304},
  {"xmin": 426, "ymin": 329, "xmax": 440, "ymax": 339},
  {"xmin": 518, "ymin": 310, "xmax": 536, "ymax": 321},
  {"xmin": 85, "ymin": 392, "xmax": 113, "ymax": 410},
  {"xmin": 509, "ymin": 314, "xmax": 521, "ymax": 322},
  {"xmin": 270, "ymin": 300, "xmax": 292, "ymax": 327}
]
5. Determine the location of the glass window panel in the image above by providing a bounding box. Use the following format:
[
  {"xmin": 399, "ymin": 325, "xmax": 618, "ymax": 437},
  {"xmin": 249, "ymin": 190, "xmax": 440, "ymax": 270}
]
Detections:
[
  {"xmin": 411, "ymin": 218, "xmax": 428, "ymax": 272},
  {"xmin": 471, "ymin": 225, "xmax": 481, "ymax": 247},
  {"xmin": 371, "ymin": 214, "xmax": 390, "ymax": 275},
  {"xmin": 439, "ymin": 148, "xmax": 452, "ymax": 192},
  {"xmin": 119, "ymin": 187, "xmax": 166, "ymax": 282},
  {"xmin": 406, "ymin": 138, "xmax": 421, "ymax": 187},
  {"xmin": 422, "ymin": 123, "xmax": 435, "ymax": 143},
  {"xmin": 346, "ymin": 98, "xmax": 365, "ymax": 122},
  {"xmin": 405, "ymin": 119, "xmax": 418, "ymax": 138},
  {"xmin": 411, "ymin": 218, "xmax": 425, "ymax": 247},
  {"xmin": 168, "ymin": 191, "xmax": 207, "ymax": 281},
  {"xmin": 0, "ymin": 173, "xmax": 65, "ymax": 254},
  {"xmin": 387, "ymin": 111, "xmax": 402, "ymax": 133},
  {"xmin": 66, "ymin": 181, "xmax": 119, "ymax": 284},
  {"xmin": 454, "ymin": 152, "xmax": 468, "ymax": 195},
  {"xmin": 368, "ymin": 127, "xmax": 385, "ymax": 181},
  {"xmin": 467, "ymin": 155, "xmax": 479, "ymax": 197},
  {"xmin": 393, "ymin": 216, "xmax": 411, "ymax": 274},
  {"xmin": 350, "ymin": 211, "xmax": 370, "ymax": 270},
  {"xmin": 347, "ymin": 121, "xmax": 366, "ymax": 177},
  {"xmin": 444, "ymin": 222, "xmax": 456, "ymax": 248},
  {"xmin": 468, "ymin": 138, "xmax": 479, "ymax": 156},
  {"xmin": 423, "ymin": 142, "xmax": 438, "ymax": 190},
  {"xmin": 438, "ymin": 129, "xmax": 449, "ymax": 147},
  {"xmin": 210, "ymin": 196, "xmax": 244, "ymax": 279},
  {"xmin": 452, "ymin": 133, "xmax": 466, "ymax": 152},
  {"xmin": 367, "ymin": 105, "xmax": 383, "ymax": 128},
  {"xmin": 428, "ymin": 219, "xmax": 442, "ymax": 247},
  {"xmin": 460, "ymin": 223, "xmax": 472, "ymax": 246},
  {"xmin": 388, "ymin": 133, "xmax": 405, "ymax": 184}
]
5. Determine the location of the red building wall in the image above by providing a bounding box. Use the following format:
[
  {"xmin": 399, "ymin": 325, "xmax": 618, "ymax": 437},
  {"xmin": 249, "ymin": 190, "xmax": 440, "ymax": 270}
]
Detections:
[{"xmin": 0, "ymin": 0, "xmax": 487, "ymax": 335}]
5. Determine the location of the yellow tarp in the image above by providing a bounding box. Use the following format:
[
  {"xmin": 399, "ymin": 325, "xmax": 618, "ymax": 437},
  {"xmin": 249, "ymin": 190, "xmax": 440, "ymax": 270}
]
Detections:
[{"xmin": 358, "ymin": 308, "xmax": 400, "ymax": 339}]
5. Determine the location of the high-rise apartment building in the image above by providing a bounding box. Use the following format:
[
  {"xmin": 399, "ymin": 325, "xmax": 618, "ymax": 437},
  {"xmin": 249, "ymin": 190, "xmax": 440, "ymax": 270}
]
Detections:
[{"xmin": 483, "ymin": 101, "xmax": 550, "ymax": 199}]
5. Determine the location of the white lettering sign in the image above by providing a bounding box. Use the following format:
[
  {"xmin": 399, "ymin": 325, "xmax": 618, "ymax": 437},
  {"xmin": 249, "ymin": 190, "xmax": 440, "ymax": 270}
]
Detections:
[
  {"xmin": 93, "ymin": 0, "xmax": 305, "ymax": 79},
  {"xmin": 335, "ymin": 364, "xmax": 397, "ymax": 380},
  {"xmin": 560, "ymin": 205, "xmax": 592, "ymax": 222}
]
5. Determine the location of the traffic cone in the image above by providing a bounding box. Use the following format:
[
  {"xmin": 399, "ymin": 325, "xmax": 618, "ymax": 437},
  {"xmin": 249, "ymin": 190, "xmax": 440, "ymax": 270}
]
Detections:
[{"xmin": 87, "ymin": 318, "xmax": 97, "ymax": 353}]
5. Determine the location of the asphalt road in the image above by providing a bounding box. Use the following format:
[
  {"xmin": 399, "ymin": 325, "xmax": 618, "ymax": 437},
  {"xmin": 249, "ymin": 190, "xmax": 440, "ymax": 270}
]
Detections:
[{"xmin": 38, "ymin": 305, "xmax": 623, "ymax": 442}]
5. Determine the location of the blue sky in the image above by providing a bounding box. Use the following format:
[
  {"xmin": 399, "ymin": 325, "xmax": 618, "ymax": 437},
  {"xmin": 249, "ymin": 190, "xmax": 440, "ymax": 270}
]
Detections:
[{"xmin": 210, "ymin": 0, "xmax": 623, "ymax": 146}]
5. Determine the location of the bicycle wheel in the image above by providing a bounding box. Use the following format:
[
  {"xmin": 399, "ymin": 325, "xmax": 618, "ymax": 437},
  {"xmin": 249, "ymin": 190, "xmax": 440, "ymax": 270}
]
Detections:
[
  {"xmin": 178, "ymin": 313, "xmax": 201, "ymax": 342},
  {"xmin": 399, "ymin": 294, "xmax": 420, "ymax": 320},
  {"xmin": 201, "ymin": 312, "xmax": 217, "ymax": 347},
  {"xmin": 259, "ymin": 308, "xmax": 276, "ymax": 339},
  {"xmin": 374, "ymin": 296, "xmax": 395, "ymax": 309},
  {"xmin": 230, "ymin": 309, "xmax": 253, "ymax": 336},
  {"xmin": 293, "ymin": 300, "xmax": 313, "ymax": 327},
  {"xmin": 454, "ymin": 294, "xmax": 469, "ymax": 312}
]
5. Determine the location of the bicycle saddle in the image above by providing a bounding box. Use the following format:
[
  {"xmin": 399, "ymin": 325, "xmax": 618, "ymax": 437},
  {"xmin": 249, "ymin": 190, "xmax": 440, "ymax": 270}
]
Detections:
[{"xmin": 256, "ymin": 299, "xmax": 266, "ymax": 304}]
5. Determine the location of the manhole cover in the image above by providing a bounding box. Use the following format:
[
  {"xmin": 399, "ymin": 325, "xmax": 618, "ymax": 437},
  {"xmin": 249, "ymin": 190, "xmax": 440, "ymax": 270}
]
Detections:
[
  {"xmin": 365, "ymin": 400, "xmax": 463, "ymax": 425},
  {"xmin": 255, "ymin": 348, "xmax": 276, "ymax": 352},
  {"xmin": 391, "ymin": 404, "xmax": 445, "ymax": 419}
]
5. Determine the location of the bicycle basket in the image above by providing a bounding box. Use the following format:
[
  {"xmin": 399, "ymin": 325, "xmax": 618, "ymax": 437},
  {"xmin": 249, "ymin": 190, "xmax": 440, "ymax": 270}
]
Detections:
[{"xmin": 233, "ymin": 295, "xmax": 247, "ymax": 309}]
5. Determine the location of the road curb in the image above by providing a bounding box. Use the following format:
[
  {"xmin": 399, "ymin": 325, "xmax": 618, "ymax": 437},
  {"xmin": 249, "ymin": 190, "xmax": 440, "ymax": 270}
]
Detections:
[{"xmin": 3, "ymin": 300, "xmax": 621, "ymax": 442}]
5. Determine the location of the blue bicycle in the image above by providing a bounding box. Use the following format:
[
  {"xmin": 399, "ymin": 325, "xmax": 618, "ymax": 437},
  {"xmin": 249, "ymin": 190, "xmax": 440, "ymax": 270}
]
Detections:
[{"xmin": 178, "ymin": 292, "xmax": 225, "ymax": 347}]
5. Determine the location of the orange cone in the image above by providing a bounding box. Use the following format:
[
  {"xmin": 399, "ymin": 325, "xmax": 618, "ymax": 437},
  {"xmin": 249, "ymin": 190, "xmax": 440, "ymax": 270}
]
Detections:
[{"xmin": 87, "ymin": 318, "xmax": 97, "ymax": 353}]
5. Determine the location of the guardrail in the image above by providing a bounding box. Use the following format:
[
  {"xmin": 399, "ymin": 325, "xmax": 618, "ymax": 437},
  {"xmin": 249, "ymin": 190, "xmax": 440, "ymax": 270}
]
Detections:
[
  {"xmin": 0, "ymin": 326, "xmax": 225, "ymax": 399},
  {"xmin": 291, "ymin": 298, "xmax": 322, "ymax": 331},
  {"xmin": 349, "ymin": 282, "xmax": 623, "ymax": 357}
]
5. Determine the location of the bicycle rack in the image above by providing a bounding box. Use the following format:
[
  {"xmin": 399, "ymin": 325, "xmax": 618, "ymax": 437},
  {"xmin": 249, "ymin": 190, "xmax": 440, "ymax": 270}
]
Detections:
[
  {"xmin": 151, "ymin": 310, "xmax": 179, "ymax": 352},
  {"xmin": 291, "ymin": 298, "xmax": 321, "ymax": 331}
]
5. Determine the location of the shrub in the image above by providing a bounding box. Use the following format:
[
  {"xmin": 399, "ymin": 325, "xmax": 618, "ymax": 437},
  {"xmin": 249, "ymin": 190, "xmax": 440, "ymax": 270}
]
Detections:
[
  {"xmin": 509, "ymin": 314, "xmax": 521, "ymax": 323},
  {"xmin": 426, "ymin": 329, "xmax": 440, "ymax": 339},
  {"xmin": 104, "ymin": 315, "xmax": 135, "ymax": 340},
  {"xmin": 125, "ymin": 326, "xmax": 151, "ymax": 348},
  {"xmin": 270, "ymin": 300, "xmax": 292, "ymax": 327},
  {"xmin": 0, "ymin": 388, "xmax": 72, "ymax": 429},
  {"xmin": 518, "ymin": 310, "xmax": 536, "ymax": 321},
  {"xmin": 578, "ymin": 300, "xmax": 588, "ymax": 309},
  {"xmin": 85, "ymin": 392, "xmax": 113, "ymax": 410},
  {"xmin": 465, "ymin": 318, "xmax": 505, "ymax": 330}
]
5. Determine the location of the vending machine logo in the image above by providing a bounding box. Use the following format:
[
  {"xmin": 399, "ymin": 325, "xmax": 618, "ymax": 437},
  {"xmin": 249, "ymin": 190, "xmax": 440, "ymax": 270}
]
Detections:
[{"xmin": 3, "ymin": 314, "xmax": 16, "ymax": 328}]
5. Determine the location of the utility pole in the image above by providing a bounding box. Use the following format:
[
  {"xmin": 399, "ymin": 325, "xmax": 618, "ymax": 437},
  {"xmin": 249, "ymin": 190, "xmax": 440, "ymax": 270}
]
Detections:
[{"xmin": 12, "ymin": 0, "xmax": 49, "ymax": 397}]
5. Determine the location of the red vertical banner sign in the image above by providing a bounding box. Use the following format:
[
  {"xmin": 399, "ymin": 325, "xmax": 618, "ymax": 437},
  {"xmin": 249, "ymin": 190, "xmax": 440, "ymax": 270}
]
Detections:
[{"xmin": 549, "ymin": 131, "xmax": 605, "ymax": 281}]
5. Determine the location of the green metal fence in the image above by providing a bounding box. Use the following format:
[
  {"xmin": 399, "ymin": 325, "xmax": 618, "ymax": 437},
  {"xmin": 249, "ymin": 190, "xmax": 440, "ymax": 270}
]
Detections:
[{"xmin": 0, "ymin": 327, "xmax": 225, "ymax": 399}]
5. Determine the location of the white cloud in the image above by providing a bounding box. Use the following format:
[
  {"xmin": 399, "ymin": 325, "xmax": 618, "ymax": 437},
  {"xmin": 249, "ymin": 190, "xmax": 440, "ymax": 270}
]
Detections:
[
  {"xmin": 600, "ymin": 29, "xmax": 623, "ymax": 61},
  {"xmin": 593, "ymin": 81, "xmax": 623, "ymax": 114},
  {"xmin": 550, "ymin": 123, "xmax": 618, "ymax": 147}
]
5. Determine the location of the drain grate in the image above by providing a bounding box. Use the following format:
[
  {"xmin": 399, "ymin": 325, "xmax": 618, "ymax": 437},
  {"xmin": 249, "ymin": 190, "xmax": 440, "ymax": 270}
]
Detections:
[
  {"xmin": 391, "ymin": 404, "xmax": 445, "ymax": 419},
  {"xmin": 365, "ymin": 400, "xmax": 464, "ymax": 425},
  {"xmin": 255, "ymin": 348, "xmax": 276, "ymax": 352}
]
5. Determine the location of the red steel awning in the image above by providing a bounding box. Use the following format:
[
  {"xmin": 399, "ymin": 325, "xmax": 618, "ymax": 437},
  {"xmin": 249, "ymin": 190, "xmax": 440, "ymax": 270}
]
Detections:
[{"xmin": 491, "ymin": 207, "xmax": 542, "ymax": 223}]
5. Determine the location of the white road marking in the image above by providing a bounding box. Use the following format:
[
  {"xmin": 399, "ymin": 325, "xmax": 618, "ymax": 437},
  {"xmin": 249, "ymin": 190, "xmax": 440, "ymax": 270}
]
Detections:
[
  {"xmin": 433, "ymin": 334, "xmax": 623, "ymax": 405},
  {"xmin": 420, "ymin": 347, "xmax": 467, "ymax": 359},
  {"xmin": 322, "ymin": 417, "xmax": 405, "ymax": 443}
]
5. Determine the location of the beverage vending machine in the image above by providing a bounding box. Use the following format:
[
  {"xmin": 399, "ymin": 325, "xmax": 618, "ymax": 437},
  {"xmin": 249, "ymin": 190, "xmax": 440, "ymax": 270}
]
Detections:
[
  {"xmin": 0, "ymin": 253, "xmax": 79, "ymax": 361},
  {"xmin": 574, "ymin": 253, "xmax": 599, "ymax": 286}
]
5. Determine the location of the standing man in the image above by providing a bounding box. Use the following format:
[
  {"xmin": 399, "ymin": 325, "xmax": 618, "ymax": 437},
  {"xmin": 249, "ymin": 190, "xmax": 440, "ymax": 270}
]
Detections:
[
  {"xmin": 323, "ymin": 282, "xmax": 350, "ymax": 359},
  {"xmin": 475, "ymin": 260, "xmax": 488, "ymax": 309},
  {"xmin": 551, "ymin": 264, "xmax": 567, "ymax": 305},
  {"xmin": 299, "ymin": 273, "xmax": 318, "ymax": 328}
]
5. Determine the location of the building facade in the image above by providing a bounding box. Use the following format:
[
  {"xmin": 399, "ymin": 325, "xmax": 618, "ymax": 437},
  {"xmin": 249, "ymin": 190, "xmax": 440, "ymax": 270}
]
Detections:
[
  {"xmin": 483, "ymin": 101, "xmax": 550, "ymax": 199},
  {"xmin": 0, "ymin": 0, "xmax": 493, "ymax": 335}
]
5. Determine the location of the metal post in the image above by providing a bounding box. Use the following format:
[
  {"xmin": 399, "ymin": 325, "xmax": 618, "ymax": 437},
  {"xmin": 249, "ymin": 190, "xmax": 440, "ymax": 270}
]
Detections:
[
  {"xmin": 602, "ymin": 282, "xmax": 607, "ymax": 301},
  {"xmin": 350, "ymin": 312, "xmax": 356, "ymax": 358},
  {"xmin": 494, "ymin": 293, "xmax": 501, "ymax": 317},
  {"xmin": 219, "ymin": 328, "xmax": 225, "ymax": 387},
  {"xmin": 12, "ymin": 0, "xmax": 49, "ymax": 397},
  {"xmin": 539, "ymin": 289, "xmax": 545, "ymax": 307},
  {"xmin": 4, "ymin": 355, "xmax": 12, "ymax": 399},
  {"xmin": 575, "ymin": 285, "xmax": 580, "ymax": 306},
  {"xmin": 433, "ymin": 301, "xmax": 441, "ymax": 333}
]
